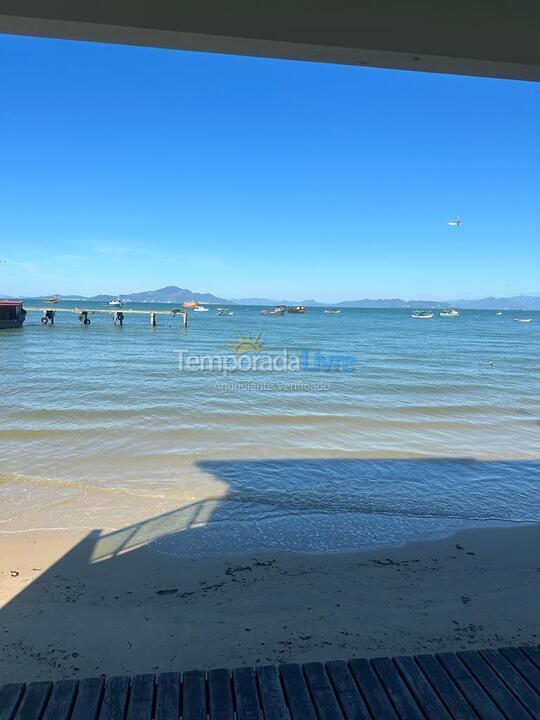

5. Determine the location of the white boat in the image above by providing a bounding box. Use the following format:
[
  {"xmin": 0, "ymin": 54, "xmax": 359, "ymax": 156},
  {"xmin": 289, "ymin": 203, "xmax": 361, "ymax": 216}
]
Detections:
[
  {"xmin": 108, "ymin": 299, "xmax": 124, "ymax": 307},
  {"xmin": 324, "ymin": 309, "xmax": 342, "ymax": 314},
  {"xmin": 412, "ymin": 311, "xmax": 434, "ymax": 319},
  {"xmin": 262, "ymin": 305, "xmax": 286, "ymax": 316},
  {"xmin": 217, "ymin": 308, "xmax": 234, "ymax": 316},
  {"xmin": 496, "ymin": 311, "xmax": 503, "ymax": 315},
  {"xmin": 193, "ymin": 305, "xmax": 209, "ymax": 312},
  {"xmin": 439, "ymin": 308, "xmax": 460, "ymax": 317},
  {"xmin": 513, "ymin": 318, "xmax": 532, "ymax": 323}
]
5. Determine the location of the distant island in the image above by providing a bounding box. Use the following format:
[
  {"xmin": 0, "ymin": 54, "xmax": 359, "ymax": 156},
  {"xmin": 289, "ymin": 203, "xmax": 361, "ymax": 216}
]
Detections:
[{"xmin": 13, "ymin": 286, "xmax": 540, "ymax": 310}]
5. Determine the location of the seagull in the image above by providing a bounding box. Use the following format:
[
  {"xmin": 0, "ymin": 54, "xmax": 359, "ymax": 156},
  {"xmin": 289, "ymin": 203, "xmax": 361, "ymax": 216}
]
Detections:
[
  {"xmin": 448, "ymin": 218, "xmax": 461, "ymax": 227},
  {"xmin": 0, "ymin": 258, "xmax": 6, "ymax": 263}
]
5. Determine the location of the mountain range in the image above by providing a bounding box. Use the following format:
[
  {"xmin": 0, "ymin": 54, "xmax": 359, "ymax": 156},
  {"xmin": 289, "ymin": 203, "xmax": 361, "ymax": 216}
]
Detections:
[{"xmin": 13, "ymin": 286, "xmax": 540, "ymax": 310}]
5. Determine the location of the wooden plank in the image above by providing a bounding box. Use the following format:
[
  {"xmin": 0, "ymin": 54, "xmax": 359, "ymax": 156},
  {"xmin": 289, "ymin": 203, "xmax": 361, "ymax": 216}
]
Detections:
[
  {"xmin": 42, "ymin": 681, "xmax": 78, "ymax": 720},
  {"xmin": 207, "ymin": 669, "xmax": 234, "ymax": 720},
  {"xmin": 0, "ymin": 685, "xmax": 26, "ymax": 720},
  {"xmin": 231, "ymin": 667, "xmax": 261, "ymax": 720},
  {"xmin": 348, "ymin": 658, "xmax": 398, "ymax": 719},
  {"xmin": 370, "ymin": 657, "xmax": 423, "ymax": 720},
  {"xmin": 278, "ymin": 664, "xmax": 317, "ymax": 720},
  {"xmin": 256, "ymin": 666, "xmax": 290, "ymax": 720},
  {"xmin": 480, "ymin": 649, "xmax": 540, "ymax": 718},
  {"xmin": 499, "ymin": 647, "xmax": 540, "ymax": 694},
  {"xmin": 415, "ymin": 654, "xmax": 476, "ymax": 720},
  {"xmin": 458, "ymin": 651, "xmax": 531, "ymax": 720},
  {"xmin": 325, "ymin": 661, "xmax": 370, "ymax": 720},
  {"xmin": 394, "ymin": 655, "xmax": 453, "ymax": 720},
  {"xmin": 126, "ymin": 675, "xmax": 154, "ymax": 720},
  {"xmin": 182, "ymin": 670, "xmax": 206, "ymax": 720},
  {"xmin": 302, "ymin": 662, "xmax": 344, "ymax": 720},
  {"xmin": 520, "ymin": 646, "xmax": 540, "ymax": 670},
  {"xmin": 71, "ymin": 678, "xmax": 105, "ymax": 720},
  {"xmin": 14, "ymin": 683, "xmax": 52, "ymax": 720},
  {"xmin": 99, "ymin": 676, "xmax": 131, "ymax": 720},
  {"xmin": 437, "ymin": 652, "xmax": 505, "ymax": 720},
  {"xmin": 155, "ymin": 673, "xmax": 181, "ymax": 720}
]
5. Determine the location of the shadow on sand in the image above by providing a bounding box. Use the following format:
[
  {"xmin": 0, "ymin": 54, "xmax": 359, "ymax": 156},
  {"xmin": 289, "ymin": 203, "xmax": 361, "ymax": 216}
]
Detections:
[{"xmin": 0, "ymin": 457, "xmax": 538, "ymax": 682}]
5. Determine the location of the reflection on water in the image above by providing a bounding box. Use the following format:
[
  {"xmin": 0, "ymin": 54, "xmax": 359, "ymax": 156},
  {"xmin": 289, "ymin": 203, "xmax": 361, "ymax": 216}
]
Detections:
[{"xmin": 0, "ymin": 304, "xmax": 538, "ymax": 553}]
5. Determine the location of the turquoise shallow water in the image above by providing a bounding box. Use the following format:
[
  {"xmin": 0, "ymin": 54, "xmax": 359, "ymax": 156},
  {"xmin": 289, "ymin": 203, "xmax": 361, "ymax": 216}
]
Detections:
[{"xmin": 0, "ymin": 302, "xmax": 539, "ymax": 554}]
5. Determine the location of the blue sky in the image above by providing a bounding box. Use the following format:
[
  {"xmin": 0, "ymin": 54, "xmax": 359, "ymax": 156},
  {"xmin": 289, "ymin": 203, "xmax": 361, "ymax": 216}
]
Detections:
[{"xmin": 1, "ymin": 34, "xmax": 539, "ymax": 301}]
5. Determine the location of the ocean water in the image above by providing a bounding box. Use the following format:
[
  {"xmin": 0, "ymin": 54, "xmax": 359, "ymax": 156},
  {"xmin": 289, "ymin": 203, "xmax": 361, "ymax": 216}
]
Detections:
[{"xmin": 1, "ymin": 302, "xmax": 539, "ymax": 556}]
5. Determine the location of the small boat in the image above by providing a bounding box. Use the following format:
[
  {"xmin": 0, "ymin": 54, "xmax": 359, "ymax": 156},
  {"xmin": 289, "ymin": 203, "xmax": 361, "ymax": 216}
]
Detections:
[
  {"xmin": 287, "ymin": 305, "xmax": 305, "ymax": 314},
  {"xmin": 217, "ymin": 308, "xmax": 234, "ymax": 316},
  {"xmin": 412, "ymin": 311, "xmax": 434, "ymax": 319},
  {"xmin": 439, "ymin": 308, "xmax": 460, "ymax": 317},
  {"xmin": 0, "ymin": 300, "xmax": 27, "ymax": 329},
  {"xmin": 496, "ymin": 312, "xmax": 503, "ymax": 315},
  {"xmin": 44, "ymin": 296, "xmax": 59, "ymax": 304},
  {"xmin": 107, "ymin": 298, "xmax": 124, "ymax": 307},
  {"xmin": 262, "ymin": 305, "xmax": 286, "ymax": 316},
  {"xmin": 183, "ymin": 300, "xmax": 199, "ymax": 309},
  {"xmin": 193, "ymin": 305, "xmax": 209, "ymax": 312},
  {"xmin": 324, "ymin": 309, "xmax": 342, "ymax": 314},
  {"xmin": 513, "ymin": 318, "xmax": 532, "ymax": 323}
]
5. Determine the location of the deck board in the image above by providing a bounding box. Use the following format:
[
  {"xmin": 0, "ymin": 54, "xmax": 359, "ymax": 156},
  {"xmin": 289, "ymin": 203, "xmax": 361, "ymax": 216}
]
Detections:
[
  {"xmin": 302, "ymin": 662, "xmax": 344, "ymax": 720},
  {"xmin": 0, "ymin": 685, "xmax": 26, "ymax": 720},
  {"xmin": 279, "ymin": 664, "xmax": 317, "ymax": 720},
  {"xmin": 393, "ymin": 655, "xmax": 453, "ymax": 720},
  {"xmin": 71, "ymin": 678, "xmax": 104, "ymax": 720},
  {"xmin": 42, "ymin": 681, "xmax": 77, "ymax": 720},
  {"xmin": 2, "ymin": 645, "xmax": 539, "ymax": 720},
  {"xmin": 207, "ymin": 668, "xmax": 234, "ymax": 720},
  {"xmin": 325, "ymin": 660, "xmax": 370, "ymax": 720},
  {"xmin": 231, "ymin": 667, "xmax": 260, "ymax": 720},
  {"xmin": 98, "ymin": 677, "xmax": 130, "ymax": 720},
  {"xmin": 155, "ymin": 673, "xmax": 180, "ymax": 720}
]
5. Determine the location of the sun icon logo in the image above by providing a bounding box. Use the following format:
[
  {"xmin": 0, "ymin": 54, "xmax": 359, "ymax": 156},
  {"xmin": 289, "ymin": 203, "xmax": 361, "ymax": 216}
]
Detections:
[{"xmin": 224, "ymin": 331, "xmax": 265, "ymax": 354}]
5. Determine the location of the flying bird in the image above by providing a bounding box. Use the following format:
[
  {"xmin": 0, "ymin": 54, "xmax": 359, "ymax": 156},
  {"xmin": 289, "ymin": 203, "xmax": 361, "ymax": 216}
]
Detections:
[{"xmin": 448, "ymin": 218, "xmax": 461, "ymax": 227}]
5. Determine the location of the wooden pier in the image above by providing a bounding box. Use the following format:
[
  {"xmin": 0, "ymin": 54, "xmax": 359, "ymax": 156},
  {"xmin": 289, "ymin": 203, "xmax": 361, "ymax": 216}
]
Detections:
[
  {"xmin": 25, "ymin": 307, "xmax": 182, "ymax": 316},
  {"xmin": 1, "ymin": 645, "xmax": 539, "ymax": 719},
  {"xmin": 25, "ymin": 307, "xmax": 189, "ymax": 328}
]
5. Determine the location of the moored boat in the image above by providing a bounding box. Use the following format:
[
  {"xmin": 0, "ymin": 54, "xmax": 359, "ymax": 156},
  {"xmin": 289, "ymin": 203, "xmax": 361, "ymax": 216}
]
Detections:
[
  {"xmin": 287, "ymin": 305, "xmax": 305, "ymax": 314},
  {"xmin": 513, "ymin": 318, "xmax": 532, "ymax": 323},
  {"xmin": 412, "ymin": 311, "xmax": 434, "ymax": 319},
  {"xmin": 262, "ymin": 305, "xmax": 286, "ymax": 316},
  {"xmin": 439, "ymin": 308, "xmax": 460, "ymax": 317},
  {"xmin": 44, "ymin": 296, "xmax": 59, "ymax": 304},
  {"xmin": 183, "ymin": 300, "xmax": 199, "ymax": 308},
  {"xmin": 0, "ymin": 300, "xmax": 27, "ymax": 329},
  {"xmin": 107, "ymin": 298, "xmax": 124, "ymax": 307},
  {"xmin": 324, "ymin": 309, "xmax": 342, "ymax": 314},
  {"xmin": 193, "ymin": 305, "xmax": 209, "ymax": 312}
]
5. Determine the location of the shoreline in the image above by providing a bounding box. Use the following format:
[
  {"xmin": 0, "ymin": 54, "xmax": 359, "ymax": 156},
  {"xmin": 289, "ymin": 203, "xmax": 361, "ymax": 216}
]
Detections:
[{"xmin": 1, "ymin": 522, "xmax": 539, "ymax": 683}]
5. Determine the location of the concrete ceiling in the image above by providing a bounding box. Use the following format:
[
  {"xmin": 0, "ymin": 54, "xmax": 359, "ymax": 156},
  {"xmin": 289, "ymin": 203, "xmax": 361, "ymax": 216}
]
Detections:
[{"xmin": 1, "ymin": 1, "xmax": 539, "ymax": 81}]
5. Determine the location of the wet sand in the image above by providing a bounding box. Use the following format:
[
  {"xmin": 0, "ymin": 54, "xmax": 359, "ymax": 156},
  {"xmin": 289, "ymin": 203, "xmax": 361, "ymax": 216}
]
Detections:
[{"xmin": 1, "ymin": 523, "xmax": 539, "ymax": 683}]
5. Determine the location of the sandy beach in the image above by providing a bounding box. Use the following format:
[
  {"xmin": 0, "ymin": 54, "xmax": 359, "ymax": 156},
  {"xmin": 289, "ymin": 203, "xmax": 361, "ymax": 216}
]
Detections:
[{"xmin": 1, "ymin": 523, "xmax": 539, "ymax": 683}]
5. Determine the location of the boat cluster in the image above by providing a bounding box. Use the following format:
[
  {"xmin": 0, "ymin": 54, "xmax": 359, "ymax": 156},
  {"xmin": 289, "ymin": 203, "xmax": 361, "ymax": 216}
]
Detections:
[
  {"xmin": 260, "ymin": 305, "xmax": 305, "ymax": 316},
  {"xmin": 412, "ymin": 309, "xmax": 460, "ymax": 319}
]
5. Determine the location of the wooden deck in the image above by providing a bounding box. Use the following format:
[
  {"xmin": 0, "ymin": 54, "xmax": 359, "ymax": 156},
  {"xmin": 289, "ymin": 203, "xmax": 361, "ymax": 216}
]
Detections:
[{"xmin": 1, "ymin": 646, "xmax": 539, "ymax": 720}]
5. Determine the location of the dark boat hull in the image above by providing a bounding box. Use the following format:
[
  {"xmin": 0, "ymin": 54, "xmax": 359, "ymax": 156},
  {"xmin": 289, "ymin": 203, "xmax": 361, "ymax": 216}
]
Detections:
[{"xmin": 0, "ymin": 319, "xmax": 25, "ymax": 329}]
